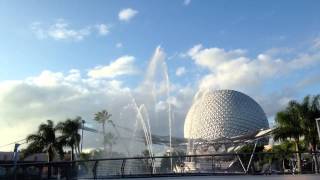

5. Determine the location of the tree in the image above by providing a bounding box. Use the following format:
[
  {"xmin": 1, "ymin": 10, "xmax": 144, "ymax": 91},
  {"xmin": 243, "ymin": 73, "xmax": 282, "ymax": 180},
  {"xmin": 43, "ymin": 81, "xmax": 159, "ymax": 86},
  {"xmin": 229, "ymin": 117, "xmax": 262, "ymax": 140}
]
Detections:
[
  {"xmin": 104, "ymin": 132, "xmax": 116, "ymax": 156},
  {"xmin": 273, "ymin": 101, "xmax": 304, "ymax": 173},
  {"xmin": 299, "ymin": 95, "xmax": 320, "ymax": 173},
  {"xmin": 94, "ymin": 110, "xmax": 113, "ymax": 152},
  {"xmin": 26, "ymin": 120, "xmax": 63, "ymax": 178},
  {"xmin": 56, "ymin": 117, "xmax": 82, "ymax": 161},
  {"xmin": 26, "ymin": 120, "xmax": 63, "ymax": 162}
]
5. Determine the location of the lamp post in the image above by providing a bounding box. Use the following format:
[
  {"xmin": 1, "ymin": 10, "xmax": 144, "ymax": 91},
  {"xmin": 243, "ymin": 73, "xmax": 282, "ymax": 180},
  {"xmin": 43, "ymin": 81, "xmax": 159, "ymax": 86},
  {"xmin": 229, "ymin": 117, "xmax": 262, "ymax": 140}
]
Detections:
[
  {"xmin": 81, "ymin": 120, "xmax": 86, "ymax": 153},
  {"xmin": 13, "ymin": 143, "xmax": 20, "ymax": 180},
  {"xmin": 316, "ymin": 118, "xmax": 320, "ymax": 143},
  {"xmin": 314, "ymin": 118, "xmax": 320, "ymax": 174}
]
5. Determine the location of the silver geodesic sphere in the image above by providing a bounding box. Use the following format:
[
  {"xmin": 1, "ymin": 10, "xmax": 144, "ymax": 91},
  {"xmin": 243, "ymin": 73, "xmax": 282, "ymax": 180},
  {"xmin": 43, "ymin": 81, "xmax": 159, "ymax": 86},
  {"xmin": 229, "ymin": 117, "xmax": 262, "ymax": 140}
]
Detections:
[{"xmin": 184, "ymin": 89, "xmax": 269, "ymax": 140}]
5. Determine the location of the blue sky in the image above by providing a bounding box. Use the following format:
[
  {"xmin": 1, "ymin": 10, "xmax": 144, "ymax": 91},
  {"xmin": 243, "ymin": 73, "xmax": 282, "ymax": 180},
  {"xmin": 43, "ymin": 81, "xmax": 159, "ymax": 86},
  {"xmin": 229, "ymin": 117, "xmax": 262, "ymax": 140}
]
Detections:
[
  {"xmin": 0, "ymin": 0, "xmax": 320, "ymax": 151},
  {"xmin": 1, "ymin": 0, "xmax": 319, "ymax": 80}
]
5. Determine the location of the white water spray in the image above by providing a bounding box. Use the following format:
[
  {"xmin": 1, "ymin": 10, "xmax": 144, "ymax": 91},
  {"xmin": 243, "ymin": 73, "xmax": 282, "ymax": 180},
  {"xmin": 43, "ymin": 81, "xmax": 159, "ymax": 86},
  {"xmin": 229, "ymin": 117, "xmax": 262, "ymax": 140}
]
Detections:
[
  {"xmin": 129, "ymin": 94, "xmax": 153, "ymax": 157},
  {"xmin": 162, "ymin": 61, "xmax": 173, "ymax": 171}
]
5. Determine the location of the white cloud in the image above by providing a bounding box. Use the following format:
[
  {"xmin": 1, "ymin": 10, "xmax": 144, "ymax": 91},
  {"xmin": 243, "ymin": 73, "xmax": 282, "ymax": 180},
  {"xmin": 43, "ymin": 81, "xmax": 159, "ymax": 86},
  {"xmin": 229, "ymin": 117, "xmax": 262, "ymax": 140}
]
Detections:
[
  {"xmin": 296, "ymin": 73, "xmax": 320, "ymax": 88},
  {"xmin": 26, "ymin": 70, "xmax": 64, "ymax": 87},
  {"xmin": 31, "ymin": 19, "xmax": 90, "ymax": 41},
  {"xmin": 118, "ymin": 8, "xmax": 138, "ymax": 22},
  {"xmin": 183, "ymin": 0, "xmax": 191, "ymax": 6},
  {"xmin": 31, "ymin": 19, "xmax": 111, "ymax": 41},
  {"xmin": 95, "ymin": 24, "xmax": 110, "ymax": 36},
  {"xmin": 88, "ymin": 56, "xmax": 137, "ymax": 78},
  {"xmin": 116, "ymin": 42, "xmax": 123, "ymax": 48},
  {"xmin": 176, "ymin": 67, "xmax": 186, "ymax": 76},
  {"xmin": 0, "ymin": 70, "xmax": 134, "ymax": 151},
  {"xmin": 313, "ymin": 37, "xmax": 320, "ymax": 49},
  {"xmin": 187, "ymin": 44, "xmax": 320, "ymax": 91},
  {"xmin": 186, "ymin": 44, "xmax": 320, "ymax": 120},
  {"xmin": 47, "ymin": 19, "xmax": 90, "ymax": 41},
  {"xmin": 30, "ymin": 22, "xmax": 47, "ymax": 39},
  {"xmin": 255, "ymin": 91, "xmax": 295, "ymax": 118},
  {"xmin": 188, "ymin": 44, "xmax": 247, "ymax": 71}
]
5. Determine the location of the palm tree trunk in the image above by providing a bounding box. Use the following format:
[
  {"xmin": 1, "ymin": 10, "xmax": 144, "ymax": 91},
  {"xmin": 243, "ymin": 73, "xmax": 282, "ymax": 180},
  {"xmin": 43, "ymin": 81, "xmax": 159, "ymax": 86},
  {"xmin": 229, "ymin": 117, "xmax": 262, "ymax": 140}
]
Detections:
[
  {"xmin": 75, "ymin": 144, "xmax": 79, "ymax": 158},
  {"xmin": 294, "ymin": 140, "xmax": 302, "ymax": 173},
  {"xmin": 47, "ymin": 150, "xmax": 53, "ymax": 179},
  {"xmin": 109, "ymin": 143, "xmax": 113, "ymax": 157},
  {"xmin": 77, "ymin": 145, "xmax": 81, "ymax": 158},
  {"xmin": 71, "ymin": 146, "xmax": 74, "ymax": 161},
  {"xmin": 311, "ymin": 144, "xmax": 319, "ymax": 174}
]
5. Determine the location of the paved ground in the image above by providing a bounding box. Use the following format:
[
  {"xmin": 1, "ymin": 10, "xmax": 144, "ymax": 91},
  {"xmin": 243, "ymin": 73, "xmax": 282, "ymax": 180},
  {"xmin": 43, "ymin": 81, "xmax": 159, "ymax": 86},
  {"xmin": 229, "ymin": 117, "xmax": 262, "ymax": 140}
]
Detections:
[{"xmin": 107, "ymin": 175, "xmax": 320, "ymax": 180}]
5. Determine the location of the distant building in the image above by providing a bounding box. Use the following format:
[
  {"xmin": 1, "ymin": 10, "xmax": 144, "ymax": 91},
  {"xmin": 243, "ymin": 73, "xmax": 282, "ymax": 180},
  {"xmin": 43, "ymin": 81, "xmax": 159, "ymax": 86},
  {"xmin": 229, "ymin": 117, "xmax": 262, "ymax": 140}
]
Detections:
[
  {"xmin": 0, "ymin": 152, "xmax": 13, "ymax": 161},
  {"xmin": 23, "ymin": 153, "xmax": 47, "ymax": 162},
  {"xmin": 0, "ymin": 152, "xmax": 47, "ymax": 162}
]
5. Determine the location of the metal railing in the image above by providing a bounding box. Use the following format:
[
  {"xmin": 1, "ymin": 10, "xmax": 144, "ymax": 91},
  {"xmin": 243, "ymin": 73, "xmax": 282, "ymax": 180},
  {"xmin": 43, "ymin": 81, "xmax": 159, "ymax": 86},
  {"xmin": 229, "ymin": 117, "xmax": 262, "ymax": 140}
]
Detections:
[{"xmin": 0, "ymin": 152, "xmax": 319, "ymax": 179}]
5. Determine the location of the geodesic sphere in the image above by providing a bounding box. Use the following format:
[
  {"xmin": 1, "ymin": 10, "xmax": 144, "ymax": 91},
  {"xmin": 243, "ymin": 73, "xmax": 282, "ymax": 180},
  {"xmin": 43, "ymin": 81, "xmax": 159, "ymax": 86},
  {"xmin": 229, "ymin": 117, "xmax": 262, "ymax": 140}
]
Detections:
[{"xmin": 184, "ymin": 89, "xmax": 269, "ymax": 140}]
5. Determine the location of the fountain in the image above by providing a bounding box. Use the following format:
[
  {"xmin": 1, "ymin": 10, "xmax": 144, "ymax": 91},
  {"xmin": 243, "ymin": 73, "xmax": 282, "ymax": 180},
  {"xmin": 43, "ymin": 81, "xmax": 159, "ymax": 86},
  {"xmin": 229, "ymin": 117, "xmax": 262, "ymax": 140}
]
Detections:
[
  {"xmin": 163, "ymin": 60, "xmax": 173, "ymax": 171},
  {"xmin": 89, "ymin": 47, "xmax": 173, "ymax": 176},
  {"xmin": 134, "ymin": 46, "xmax": 173, "ymax": 158},
  {"xmin": 98, "ymin": 46, "xmax": 175, "ymax": 174}
]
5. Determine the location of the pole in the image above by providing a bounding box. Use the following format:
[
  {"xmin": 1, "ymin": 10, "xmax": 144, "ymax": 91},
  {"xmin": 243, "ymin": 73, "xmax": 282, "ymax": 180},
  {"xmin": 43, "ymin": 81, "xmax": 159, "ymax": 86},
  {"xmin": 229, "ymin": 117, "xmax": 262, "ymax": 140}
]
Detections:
[
  {"xmin": 81, "ymin": 120, "xmax": 85, "ymax": 153},
  {"xmin": 316, "ymin": 118, "xmax": 320, "ymax": 142},
  {"xmin": 13, "ymin": 143, "xmax": 20, "ymax": 180},
  {"xmin": 315, "ymin": 118, "xmax": 320, "ymax": 173}
]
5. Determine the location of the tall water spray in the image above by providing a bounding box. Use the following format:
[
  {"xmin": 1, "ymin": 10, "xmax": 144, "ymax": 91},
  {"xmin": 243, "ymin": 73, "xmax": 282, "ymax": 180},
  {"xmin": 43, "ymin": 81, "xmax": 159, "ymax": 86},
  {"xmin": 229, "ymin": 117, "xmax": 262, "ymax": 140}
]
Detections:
[
  {"xmin": 109, "ymin": 47, "xmax": 174, "ymax": 168},
  {"xmin": 140, "ymin": 46, "xmax": 173, "ymax": 158},
  {"xmin": 162, "ymin": 61, "xmax": 173, "ymax": 171},
  {"xmin": 87, "ymin": 46, "xmax": 180, "ymax": 175},
  {"xmin": 129, "ymin": 94, "xmax": 153, "ymax": 157},
  {"xmin": 139, "ymin": 104, "xmax": 153, "ymax": 156},
  {"xmin": 132, "ymin": 46, "xmax": 174, "ymax": 171}
]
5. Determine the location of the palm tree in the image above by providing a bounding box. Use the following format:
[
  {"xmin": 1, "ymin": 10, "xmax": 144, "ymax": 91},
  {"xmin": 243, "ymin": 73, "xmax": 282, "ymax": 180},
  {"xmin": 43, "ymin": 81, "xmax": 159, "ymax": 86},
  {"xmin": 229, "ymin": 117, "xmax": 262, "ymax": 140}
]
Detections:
[
  {"xmin": 26, "ymin": 120, "xmax": 63, "ymax": 162},
  {"xmin": 271, "ymin": 140, "xmax": 297, "ymax": 172},
  {"xmin": 273, "ymin": 101, "xmax": 303, "ymax": 173},
  {"xmin": 104, "ymin": 132, "xmax": 116, "ymax": 156},
  {"xmin": 56, "ymin": 117, "xmax": 82, "ymax": 161},
  {"xmin": 26, "ymin": 120, "xmax": 63, "ymax": 178},
  {"xmin": 94, "ymin": 110, "xmax": 113, "ymax": 152},
  {"xmin": 299, "ymin": 95, "xmax": 320, "ymax": 173}
]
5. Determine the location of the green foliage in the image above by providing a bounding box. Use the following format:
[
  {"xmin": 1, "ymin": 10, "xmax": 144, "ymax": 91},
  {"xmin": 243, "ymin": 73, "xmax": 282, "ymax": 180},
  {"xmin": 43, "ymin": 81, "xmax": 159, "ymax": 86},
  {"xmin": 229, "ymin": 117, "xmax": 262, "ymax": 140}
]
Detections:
[
  {"xmin": 104, "ymin": 132, "xmax": 116, "ymax": 146},
  {"xmin": 273, "ymin": 95, "xmax": 320, "ymax": 150},
  {"xmin": 25, "ymin": 120, "xmax": 63, "ymax": 161},
  {"xmin": 56, "ymin": 116, "xmax": 83, "ymax": 160},
  {"xmin": 25, "ymin": 117, "xmax": 83, "ymax": 161},
  {"xmin": 94, "ymin": 110, "xmax": 114, "ymax": 152},
  {"xmin": 273, "ymin": 101, "xmax": 304, "ymax": 142},
  {"xmin": 79, "ymin": 152, "xmax": 91, "ymax": 160},
  {"xmin": 24, "ymin": 109, "xmax": 119, "ymax": 161},
  {"xmin": 237, "ymin": 144, "xmax": 265, "ymax": 153},
  {"xmin": 94, "ymin": 110, "xmax": 113, "ymax": 125},
  {"xmin": 299, "ymin": 95, "xmax": 320, "ymax": 151},
  {"xmin": 272, "ymin": 94, "xmax": 320, "ymax": 173}
]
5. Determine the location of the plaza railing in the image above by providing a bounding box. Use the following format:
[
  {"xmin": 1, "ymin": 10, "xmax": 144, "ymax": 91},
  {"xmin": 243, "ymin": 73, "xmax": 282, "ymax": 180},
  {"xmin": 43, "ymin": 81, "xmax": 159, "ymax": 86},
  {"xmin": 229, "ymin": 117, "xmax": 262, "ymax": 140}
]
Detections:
[{"xmin": 0, "ymin": 151, "xmax": 319, "ymax": 179}]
